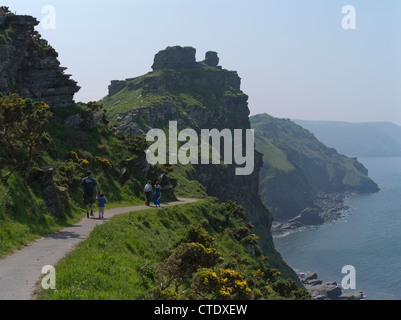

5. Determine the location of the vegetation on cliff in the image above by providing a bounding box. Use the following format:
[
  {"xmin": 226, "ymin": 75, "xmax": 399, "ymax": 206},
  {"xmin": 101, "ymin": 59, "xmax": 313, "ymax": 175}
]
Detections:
[
  {"xmin": 0, "ymin": 97, "xmax": 173, "ymax": 258},
  {"xmin": 251, "ymin": 113, "xmax": 379, "ymax": 222},
  {"xmin": 0, "ymin": 26, "xmax": 309, "ymax": 299},
  {"xmin": 36, "ymin": 199, "xmax": 310, "ymax": 300},
  {"xmin": 99, "ymin": 47, "xmax": 300, "ymax": 281}
]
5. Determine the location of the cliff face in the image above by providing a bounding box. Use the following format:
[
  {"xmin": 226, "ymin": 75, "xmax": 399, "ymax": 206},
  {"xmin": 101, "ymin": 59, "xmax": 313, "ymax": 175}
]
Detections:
[
  {"xmin": 100, "ymin": 46, "xmax": 294, "ymax": 276},
  {"xmin": 102, "ymin": 45, "xmax": 263, "ymax": 223},
  {"xmin": 0, "ymin": 13, "xmax": 80, "ymax": 107},
  {"xmin": 251, "ymin": 113, "xmax": 380, "ymax": 224}
]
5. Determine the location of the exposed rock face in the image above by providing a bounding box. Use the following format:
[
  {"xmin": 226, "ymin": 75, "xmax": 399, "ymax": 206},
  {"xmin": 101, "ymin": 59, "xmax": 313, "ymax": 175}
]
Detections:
[
  {"xmin": 108, "ymin": 80, "xmax": 127, "ymax": 97},
  {"xmin": 202, "ymin": 51, "xmax": 219, "ymax": 67},
  {"xmin": 0, "ymin": 14, "xmax": 80, "ymax": 107},
  {"xmin": 107, "ymin": 47, "xmax": 260, "ymax": 217},
  {"xmin": 251, "ymin": 113, "xmax": 379, "ymax": 233},
  {"xmin": 101, "ymin": 46, "xmax": 286, "ymax": 273},
  {"xmin": 152, "ymin": 46, "xmax": 197, "ymax": 71},
  {"xmin": 35, "ymin": 166, "xmax": 69, "ymax": 218},
  {"xmin": 301, "ymin": 272, "xmax": 364, "ymax": 300},
  {"xmin": 64, "ymin": 112, "xmax": 96, "ymax": 131}
]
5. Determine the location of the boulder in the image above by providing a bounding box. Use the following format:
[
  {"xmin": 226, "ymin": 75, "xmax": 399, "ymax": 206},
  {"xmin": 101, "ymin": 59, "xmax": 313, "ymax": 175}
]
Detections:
[
  {"xmin": 64, "ymin": 112, "xmax": 95, "ymax": 131},
  {"xmin": 152, "ymin": 46, "xmax": 197, "ymax": 70},
  {"xmin": 304, "ymin": 272, "xmax": 318, "ymax": 281},
  {"xmin": 301, "ymin": 273, "xmax": 364, "ymax": 300},
  {"xmin": 203, "ymin": 51, "xmax": 219, "ymax": 67},
  {"xmin": 35, "ymin": 166, "xmax": 67, "ymax": 218},
  {"xmin": 289, "ymin": 207, "xmax": 324, "ymax": 226},
  {"xmin": 338, "ymin": 291, "xmax": 364, "ymax": 300},
  {"xmin": 322, "ymin": 281, "xmax": 342, "ymax": 299}
]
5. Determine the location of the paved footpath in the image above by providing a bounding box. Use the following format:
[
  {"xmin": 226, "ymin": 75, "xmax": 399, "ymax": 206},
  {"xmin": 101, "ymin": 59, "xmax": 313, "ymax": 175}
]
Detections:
[{"xmin": 0, "ymin": 198, "xmax": 197, "ymax": 300}]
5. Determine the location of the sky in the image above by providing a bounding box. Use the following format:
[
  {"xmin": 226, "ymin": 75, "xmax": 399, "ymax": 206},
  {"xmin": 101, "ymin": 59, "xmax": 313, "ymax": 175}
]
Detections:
[{"xmin": 3, "ymin": 0, "xmax": 401, "ymax": 124}]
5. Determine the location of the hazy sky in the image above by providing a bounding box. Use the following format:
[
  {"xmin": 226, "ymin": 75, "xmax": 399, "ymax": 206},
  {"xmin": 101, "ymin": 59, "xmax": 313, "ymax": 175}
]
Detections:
[{"xmin": 4, "ymin": 0, "xmax": 401, "ymax": 124}]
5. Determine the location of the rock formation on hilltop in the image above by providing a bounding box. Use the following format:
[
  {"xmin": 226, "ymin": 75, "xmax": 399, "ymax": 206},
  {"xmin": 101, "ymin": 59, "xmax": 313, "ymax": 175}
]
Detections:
[
  {"xmin": 102, "ymin": 46, "xmax": 259, "ymax": 216},
  {"xmin": 0, "ymin": 9, "xmax": 80, "ymax": 107},
  {"xmin": 100, "ymin": 46, "xmax": 297, "ymax": 280},
  {"xmin": 152, "ymin": 46, "xmax": 197, "ymax": 70}
]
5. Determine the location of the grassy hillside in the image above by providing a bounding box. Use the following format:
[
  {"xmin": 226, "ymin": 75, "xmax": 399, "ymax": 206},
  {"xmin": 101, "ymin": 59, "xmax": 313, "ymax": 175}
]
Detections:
[
  {"xmin": 251, "ymin": 113, "xmax": 379, "ymax": 220},
  {"xmin": 0, "ymin": 101, "xmax": 171, "ymax": 258},
  {"xmin": 35, "ymin": 198, "xmax": 309, "ymax": 300}
]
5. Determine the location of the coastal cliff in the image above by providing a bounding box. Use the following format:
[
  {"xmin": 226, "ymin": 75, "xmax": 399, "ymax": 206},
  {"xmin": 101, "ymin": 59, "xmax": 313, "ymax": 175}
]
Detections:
[
  {"xmin": 250, "ymin": 114, "xmax": 379, "ymax": 235},
  {"xmin": 100, "ymin": 46, "xmax": 295, "ymax": 278}
]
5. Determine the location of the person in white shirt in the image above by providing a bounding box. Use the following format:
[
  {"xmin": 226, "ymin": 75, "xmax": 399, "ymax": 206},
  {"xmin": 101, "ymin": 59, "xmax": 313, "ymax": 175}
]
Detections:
[{"xmin": 143, "ymin": 181, "xmax": 153, "ymax": 206}]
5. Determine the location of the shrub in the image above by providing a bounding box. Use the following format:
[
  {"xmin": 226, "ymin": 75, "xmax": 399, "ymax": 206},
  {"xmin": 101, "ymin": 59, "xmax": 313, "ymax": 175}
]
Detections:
[
  {"xmin": 65, "ymin": 151, "xmax": 79, "ymax": 162},
  {"xmin": 0, "ymin": 27, "xmax": 15, "ymax": 45},
  {"xmin": 95, "ymin": 156, "xmax": 112, "ymax": 170},
  {"xmin": 192, "ymin": 268, "xmax": 252, "ymax": 300},
  {"xmin": 55, "ymin": 161, "xmax": 84, "ymax": 189},
  {"xmin": 175, "ymin": 224, "xmax": 215, "ymax": 248}
]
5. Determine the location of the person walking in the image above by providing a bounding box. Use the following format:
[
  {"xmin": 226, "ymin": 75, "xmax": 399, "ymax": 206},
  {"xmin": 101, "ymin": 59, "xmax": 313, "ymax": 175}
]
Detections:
[
  {"xmin": 96, "ymin": 193, "xmax": 108, "ymax": 219},
  {"xmin": 144, "ymin": 180, "xmax": 153, "ymax": 206},
  {"xmin": 153, "ymin": 181, "xmax": 161, "ymax": 207},
  {"xmin": 81, "ymin": 170, "xmax": 98, "ymax": 218}
]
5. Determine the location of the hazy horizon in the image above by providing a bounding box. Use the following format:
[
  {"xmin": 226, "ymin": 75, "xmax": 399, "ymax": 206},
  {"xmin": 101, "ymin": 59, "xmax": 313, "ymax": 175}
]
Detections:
[{"xmin": 2, "ymin": 0, "xmax": 401, "ymax": 125}]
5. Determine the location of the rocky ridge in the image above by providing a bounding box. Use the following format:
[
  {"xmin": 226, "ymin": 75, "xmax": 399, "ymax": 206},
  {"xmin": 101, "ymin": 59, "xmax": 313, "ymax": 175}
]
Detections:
[
  {"xmin": 272, "ymin": 192, "xmax": 351, "ymax": 236},
  {"xmin": 0, "ymin": 12, "xmax": 80, "ymax": 107},
  {"xmin": 100, "ymin": 46, "xmax": 295, "ymax": 278},
  {"xmin": 103, "ymin": 46, "xmax": 261, "ymax": 222}
]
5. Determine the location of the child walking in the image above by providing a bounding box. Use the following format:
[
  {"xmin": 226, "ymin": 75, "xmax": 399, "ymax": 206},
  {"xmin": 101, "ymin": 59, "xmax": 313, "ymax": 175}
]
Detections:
[{"xmin": 96, "ymin": 193, "xmax": 108, "ymax": 219}]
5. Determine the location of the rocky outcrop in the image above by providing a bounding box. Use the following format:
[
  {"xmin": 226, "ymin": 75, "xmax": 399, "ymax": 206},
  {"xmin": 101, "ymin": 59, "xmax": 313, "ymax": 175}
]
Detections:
[
  {"xmin": 100, "ymin": 46, "xmax": 284, "ymax": 273},
  {"xmin": 251, "ymin": 113, "xmax": 379, "ymax": 232},
  {"xmin": 35, "ymin": 166, "xmax": 69, "ymax": 218},
  {"xmin": 64, "ymin": 112, "xmax": 96, "ymax": 131},
  {"xmin": 152, "ymin": 46, "xmax": 197, "ymax": 71},
  {"xmin": 0, "ymin": 13, "xmax": 80, "ymax": 107},
  {"xmin": 202, "ymin": 51, "xmax": 220, "ymax": 67},
  {"xmin": 301, "ymin": 272, "xmax": 364, "ymax": 300},
  {"xmin": 272, "ymin": 192, "xmax": 350, "ymax": 236},
  {"xmin": 108, "ymin": 80, "xmax": 127, "ymax": 97},
  {"xmin": 105, "ymin": 47, "xmax": 260, "ymax": 217}
]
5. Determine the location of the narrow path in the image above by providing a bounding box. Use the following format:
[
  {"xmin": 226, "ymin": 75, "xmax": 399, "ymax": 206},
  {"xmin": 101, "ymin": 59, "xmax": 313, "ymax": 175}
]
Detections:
[{"xmin": 0, "ymin": 198, "xmax": 198, "ymax": 300}]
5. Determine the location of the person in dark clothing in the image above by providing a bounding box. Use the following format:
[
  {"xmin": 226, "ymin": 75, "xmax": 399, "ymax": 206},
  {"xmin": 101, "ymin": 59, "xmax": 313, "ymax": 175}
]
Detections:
[{"xmin": 81, "ymin": 171, "xmax": 98, "ymax": 218}]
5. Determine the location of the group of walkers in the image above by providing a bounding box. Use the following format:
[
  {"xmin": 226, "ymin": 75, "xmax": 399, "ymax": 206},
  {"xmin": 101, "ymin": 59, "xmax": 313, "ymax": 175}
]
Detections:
[{"xmin": 81, "ymin": 171, "xmax": 162, "ymax": 219}]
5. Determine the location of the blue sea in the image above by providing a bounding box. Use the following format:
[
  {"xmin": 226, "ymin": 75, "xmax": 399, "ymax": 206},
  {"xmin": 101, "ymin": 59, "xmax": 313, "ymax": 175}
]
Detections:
[{"xmin": 274, "ymin": 157, "xmax": 401, "ymax": 300}]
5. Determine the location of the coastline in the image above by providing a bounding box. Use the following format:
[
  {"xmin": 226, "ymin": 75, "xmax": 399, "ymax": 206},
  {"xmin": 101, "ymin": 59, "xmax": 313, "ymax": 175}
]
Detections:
[
  {"xmin": 271, "ymin": 192, "xmax": 351, "ymax": 237},
  {"xmin": 299, "ymin": 272, "xmax": 364, "ymax": 300},
  {"xmin": 271, "ymin": 192, "xmax": 365, "ymax": 300}
]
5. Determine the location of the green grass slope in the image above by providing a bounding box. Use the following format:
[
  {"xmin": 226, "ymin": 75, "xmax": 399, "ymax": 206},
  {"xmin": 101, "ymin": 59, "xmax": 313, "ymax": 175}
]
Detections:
[
  {"xmin": 251, "ymin": 113, "xmax": 379, "ymax": 220},
  {"xmin": 35, "ymin": 199, "xmax": 309, "ymax": 300},
  {"xmin": 0, "ymin": 103, "xmax": 170, "ymax": 259}
]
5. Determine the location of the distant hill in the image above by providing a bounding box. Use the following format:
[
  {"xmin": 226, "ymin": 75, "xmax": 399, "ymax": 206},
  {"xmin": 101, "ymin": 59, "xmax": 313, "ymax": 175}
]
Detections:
[
  {"xmin": 294, "ymin": 120, "xmax": 401, "ymax": 157},
  {"xmin": 251, "ymin": 114, "xmax": 379, "ymax": 222}
]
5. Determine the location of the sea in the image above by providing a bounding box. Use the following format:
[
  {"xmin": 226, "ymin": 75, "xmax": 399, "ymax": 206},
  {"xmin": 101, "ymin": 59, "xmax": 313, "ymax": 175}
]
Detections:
[{"xmin": 274, "ymin": 157, "xmax": 401, "ymax": 300}]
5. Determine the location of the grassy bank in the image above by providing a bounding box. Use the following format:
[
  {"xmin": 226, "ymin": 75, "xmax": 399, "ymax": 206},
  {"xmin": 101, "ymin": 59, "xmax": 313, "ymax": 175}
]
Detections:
[
  {"xmin": 0, "ymin": 102, "xmax": 168, "ymax": 259},
  {"xmin": 35, "ymin": 199, "xmax": 309, "ymax": 300}
]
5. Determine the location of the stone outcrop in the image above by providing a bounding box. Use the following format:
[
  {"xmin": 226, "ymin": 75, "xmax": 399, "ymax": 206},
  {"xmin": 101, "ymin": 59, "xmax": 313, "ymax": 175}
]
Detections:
[
  {"xmin": 101, "ymin": 46, "xmax": 292, "ymax": 277},
  {"xmin": 301, "ymin": 272, "xmax": 364, "ymax": 300},
  {"xmin": 64, "ymin": 112, "xmax": 96, "ymax": 131},
  {"xmin": 0, "ymin": 13, "xmax": 80, "ymax": 107},
  {"xmin": 202, "ymin": 51, "xmax": 219, "ymax": 67},
  {"xmin": 107, "ymin": 47, "xmax": 260, "ymax": 219},
  {"xmin": 35, "ymin": 166, "xmax": 69, "ymax": 218},
  {"xmin": 152, "ymin": 46, "xmax": 197, "ymax": 71}
]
